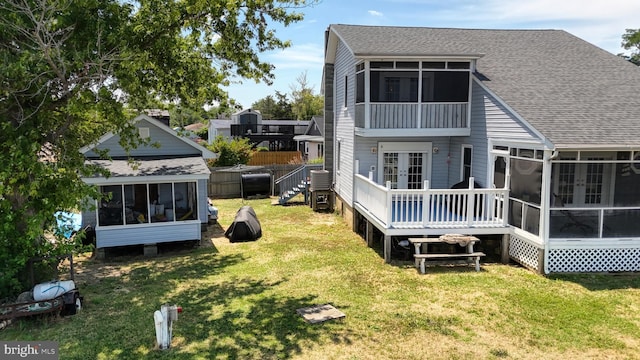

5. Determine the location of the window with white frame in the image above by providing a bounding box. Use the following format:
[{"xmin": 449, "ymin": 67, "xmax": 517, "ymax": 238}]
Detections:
[
  {"xmin": 461, "ymin": 145, "xmax": 472, "ymax": 181},
  {"xmin": 344, "ymin": 75, "xmax": 348, "ymax": 107},
  {"xmin": 355, "ymin": 63, "xmax": 365, "ymax": 103}
]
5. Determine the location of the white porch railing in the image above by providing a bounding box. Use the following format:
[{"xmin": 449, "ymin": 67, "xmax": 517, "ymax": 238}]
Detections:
[{"xmin": 354, "ymin": 174, "xmax": 509, "ymax": 229}]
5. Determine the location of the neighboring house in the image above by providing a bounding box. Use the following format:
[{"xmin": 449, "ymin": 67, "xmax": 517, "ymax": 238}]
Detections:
[
  {"xmin": 294, "ymin": 115, "xmax": 325, "ymax": 162},
  {"xmin": 323, "ymin": 24, "xmax": 640, "ymax": 274},
  {"xmin": 223, "ymin": 109, "xmax": 309, "ymax": 151},
  {"xmin": 180, "ymin": 122, "xmax": 207, "ymax": 144},
  {"xmin": 80, "ymin": 114, "xmax": 216, "ymax": 256},
  {"xmin": 208, "ymin": 119, "xmax": 232, "ymax": 142}
]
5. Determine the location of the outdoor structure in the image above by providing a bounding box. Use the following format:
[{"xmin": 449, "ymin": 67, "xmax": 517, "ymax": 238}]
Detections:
[
  {"xmin": 208, "ymin": 119, "xmax": 233, "ymax": 142},
  {"xmin": 294, "ymin": 115, "xmax": 325, "ymax": 162},
  {"xmin": 323, "ymin": 24, "xmax": 640, "ymax": 274},
  {"xmin": 216, "ymin": 109, "xmax": 309, "ymax": 151},
  {"xmin": 80, "ymin": 114, "xmax": 217, "ymax": 255}
]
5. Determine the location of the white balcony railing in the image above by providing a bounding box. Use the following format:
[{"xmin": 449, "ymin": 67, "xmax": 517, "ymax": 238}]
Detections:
[
  {"xmin": 355, "ymin": 103, "xmax": 468, "ymax": 130},
  {"xmin": 354, "ymin": 174, "xmax": 508, "ymax": 229}
]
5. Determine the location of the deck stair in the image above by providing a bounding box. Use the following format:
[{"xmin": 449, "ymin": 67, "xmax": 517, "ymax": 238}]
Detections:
[{"xmin": 275, "ymin": 164, "xmax": 322, "ymax": 204}]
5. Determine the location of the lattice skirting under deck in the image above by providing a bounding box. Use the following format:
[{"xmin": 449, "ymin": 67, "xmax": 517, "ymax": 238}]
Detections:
[
  {"xmin": 547, "ymin": 248, "xmax": 640, "ymax": 273},
  {"xmin": 509, "ymin": 234, "xmax": 543, "ymax": 272}
]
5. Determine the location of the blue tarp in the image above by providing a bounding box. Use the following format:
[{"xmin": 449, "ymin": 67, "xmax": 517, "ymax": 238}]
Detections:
[{"xmin": 54, "ymin": 211, "xmax": 82, "ymax": 239}]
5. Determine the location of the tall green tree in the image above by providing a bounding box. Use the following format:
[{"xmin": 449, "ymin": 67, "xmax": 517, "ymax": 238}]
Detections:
[
  {"xmin": 251, "ymin": 95, "xmax": 278, "ymax": 119},
  {"xmin": 251, "ymin": 90, "xmax": 294, "ymax": 119},
  {"xmin": 289, "ymin": 71, "xmax": 323, "ymax": 120},
  {"xmin": 0, "ymin": 0, "xmax": 315, "ymax": 297},
  {"xmin": 621, "ymin": 29, "xmax": 640, "ymax": 65}
]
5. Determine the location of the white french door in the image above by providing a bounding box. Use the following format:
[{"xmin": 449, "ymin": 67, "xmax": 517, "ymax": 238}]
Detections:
[
  {"xmin": 378, "ymin": 142, "xmax": 431, "ymax": 189},
  {"xmin": 553, "ymin": 153, "xmax": 614, "ymax": 207}
]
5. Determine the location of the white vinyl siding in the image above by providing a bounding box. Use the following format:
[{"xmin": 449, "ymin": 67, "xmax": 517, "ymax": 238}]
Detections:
[
  {"xmin": 457, "ymin": 80, "xmax": 545, "ymax": 188},
  {"xmin": 334, "ymin": 40, "xmax": 356, "ymax": 205},
  {"xmin": 472, "ymin": 81, "xmax": 541, "ymax": 142},
  {"xmin": 96, "ymin": 222, "xmax": 201, "ymax": 248}
]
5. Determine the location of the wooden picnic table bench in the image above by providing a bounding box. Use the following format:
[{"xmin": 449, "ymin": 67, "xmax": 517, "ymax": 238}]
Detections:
[{"xmin": 409, "ymin": 235, "xmax": 486, "ymax": 274}]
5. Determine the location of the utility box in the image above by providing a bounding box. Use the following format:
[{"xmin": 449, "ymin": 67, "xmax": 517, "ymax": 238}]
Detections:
[
  {"xmin": 309, "ymin": 170, "xmax": 331, "ymax": 191},
  {"xmin": 309, "ymin": 170, "xmax": 332, "ymax": 211},
  {"xmin": 311, "ymin": 190, "xmax": 332, "ymax": 211}
]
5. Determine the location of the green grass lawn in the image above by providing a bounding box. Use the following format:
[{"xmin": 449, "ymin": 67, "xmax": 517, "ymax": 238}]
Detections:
[{"xmin": 2, "ymin": 197, "xmax": 640, "ymax": 359}]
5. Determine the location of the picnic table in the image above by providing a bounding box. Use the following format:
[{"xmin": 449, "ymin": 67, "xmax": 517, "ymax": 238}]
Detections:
[{"xmin": 408, "ymin": 234, "xmax": 486, "ymax": 274}]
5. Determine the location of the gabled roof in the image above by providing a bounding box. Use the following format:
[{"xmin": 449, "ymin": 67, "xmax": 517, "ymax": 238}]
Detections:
[
  {"xmin": 327, "ymin": 24, "xmax": 640, "ymax": 148},
  {"xmin": 80, "ymin": 114, "xmax": 216, "ymax": 159},
  {"xmin": 293, "ymin": 116, "xmax": 324, "ymax": 142}
]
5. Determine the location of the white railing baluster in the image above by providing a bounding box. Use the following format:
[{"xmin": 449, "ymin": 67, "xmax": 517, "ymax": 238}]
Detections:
[
  {"xmin": 422, "ymin": 180, "xmax": 430, "ymax": 227},
  {"xmin": 354, "ymin": 175, "xmax": 509, "ymax": 229}
]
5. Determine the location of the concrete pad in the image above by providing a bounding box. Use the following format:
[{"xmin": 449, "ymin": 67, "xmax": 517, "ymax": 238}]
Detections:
[{"xmin": 296, "ymin": 303, "xmax": 345, "ymax": 324}]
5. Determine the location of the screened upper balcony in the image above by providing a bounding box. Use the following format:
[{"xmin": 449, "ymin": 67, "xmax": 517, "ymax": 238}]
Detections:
[{"xmin": 353, "ymin": 60, "xmax": 472, "ymax": 137}]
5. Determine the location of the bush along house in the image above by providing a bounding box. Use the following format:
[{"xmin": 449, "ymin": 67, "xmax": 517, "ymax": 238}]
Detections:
[
  {"xmin": 80, "ymin": 113, "xmax": 216, "ymax": 258},
  {"xmin": 322, "ymin": 24, "xmax": 640, "ymax": 274}
]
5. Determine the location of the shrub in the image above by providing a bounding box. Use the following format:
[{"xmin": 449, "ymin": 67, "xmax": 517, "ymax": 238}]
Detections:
[{"xmin": 207, "ymin": 136, "xmax": 254, "ymax": 166}]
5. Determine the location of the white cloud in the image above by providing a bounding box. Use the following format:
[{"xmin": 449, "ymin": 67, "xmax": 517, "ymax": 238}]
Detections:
[
  {"xmin": 391, "ymin": 0, "xmax": 639, "ymax": 53},
  {"xmin": 368, "ymin": 10, "xmax": 384, "ymax": 17},
  {"xmin": 268, "ymin": 43, "xmax": 324, "ymax": 70}
]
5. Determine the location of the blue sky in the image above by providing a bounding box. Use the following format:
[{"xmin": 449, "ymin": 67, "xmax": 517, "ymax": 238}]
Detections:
[{"xmin": 224, "ymin": 0, "xmax": 640, "ymax": 109}]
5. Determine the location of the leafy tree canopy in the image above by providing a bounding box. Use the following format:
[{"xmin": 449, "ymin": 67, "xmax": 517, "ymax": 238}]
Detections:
[
  {"xmin": 251, "ymin": 71, "xmax": 322, "ymax": 120},
  {"xmin": 251, "ymin": 91, "xmax": 294, "ymax": 119},
  {"xmin": 621, "ymin": 28, "xmax": 640, "ymax": 65},
  {"xmin": 0, "ymin": 0, "xmax": 315, "ymax": 297},
  {"xmin": 289, "ymin": 71, "xmax": 323, "ymax": 120}
]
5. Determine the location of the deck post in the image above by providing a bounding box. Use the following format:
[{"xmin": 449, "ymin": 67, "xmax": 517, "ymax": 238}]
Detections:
[
  {"xmin": 422, "ymin": 180, "xmax": 430, "ymax": 227},
  {"xmin": 467, "ymin": 177, "xmax": 475, "ymax": 227},
  {"xmin": 386, "ymin": 181, "xmax": 392, "ymax": 228},
  {"xmin": 501, "ymin": 234, "xmax": 510, "ymax": 263},
  {"xmin": 502, "ymin": 193, "xmax": 509, "ymax": 226},
  {"xmin": 366, "ymin": 220, "xmax": 374, "ymax": 247},
  {"xmin": 384, "ymin": 235, "xmax": 391, "ymax": 263}
]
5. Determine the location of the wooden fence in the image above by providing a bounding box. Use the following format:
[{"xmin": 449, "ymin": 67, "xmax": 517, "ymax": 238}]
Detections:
[{"xmin": 248, "ymin": 151, "xmax": 302, "ymax": 166}]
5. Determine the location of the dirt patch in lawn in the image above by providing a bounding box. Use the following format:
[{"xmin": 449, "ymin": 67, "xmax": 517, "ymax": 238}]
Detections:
[{"xmin": 71, "ymin": 221, "xmax": 226, "ymax": 286}]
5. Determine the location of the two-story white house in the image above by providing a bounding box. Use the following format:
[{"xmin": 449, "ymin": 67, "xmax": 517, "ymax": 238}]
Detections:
[{"xmin": 323, "ymin": 24, "xmax": 640, "ymax": 274}]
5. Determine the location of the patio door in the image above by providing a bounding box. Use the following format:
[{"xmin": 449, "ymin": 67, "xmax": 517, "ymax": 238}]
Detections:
[
  {"xmin": 378, "ymin": 142, "xmax": 431, "ymax": 189},
  {"xmin": 553, "ymin": 153, "xmax": 614, "ymax": 207}
]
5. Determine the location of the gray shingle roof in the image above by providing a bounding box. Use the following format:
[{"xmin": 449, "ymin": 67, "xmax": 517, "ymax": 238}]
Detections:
[
  {"xmin": 330, "ymin": 24, "xmax": 640, "ymax": 148},
  {"xmin": 85, "ymin": 156, "xmax": 210, "ymax": 178}
]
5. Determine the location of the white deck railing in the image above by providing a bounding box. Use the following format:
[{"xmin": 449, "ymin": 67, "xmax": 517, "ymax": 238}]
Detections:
[{"xmin": 354, "ymin": 174, "xmax": 509, "ymax": 229}]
